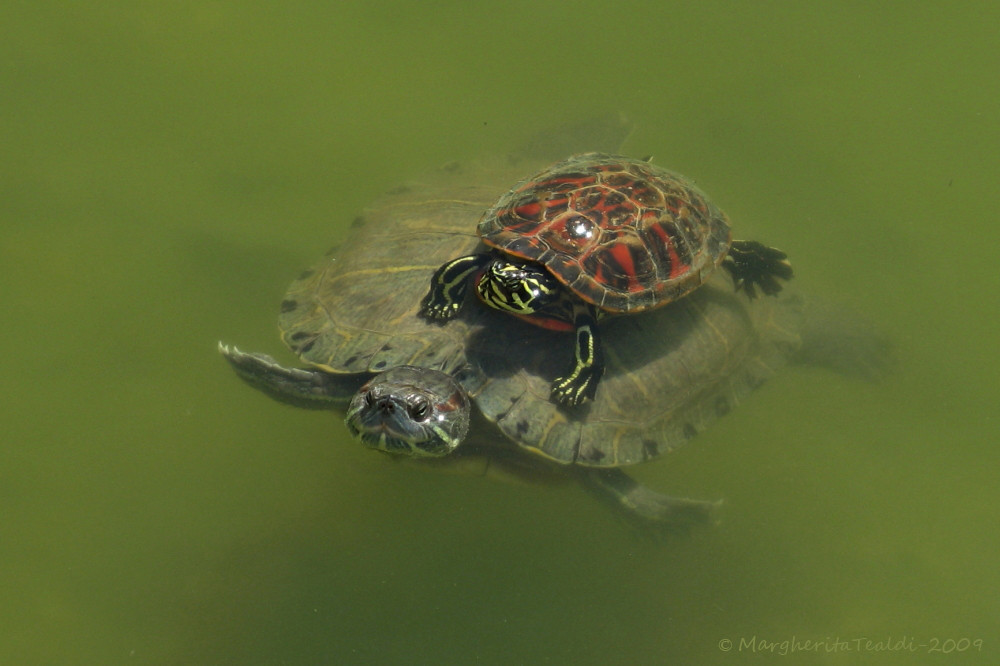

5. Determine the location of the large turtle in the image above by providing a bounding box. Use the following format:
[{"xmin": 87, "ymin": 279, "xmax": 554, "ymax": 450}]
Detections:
[{"xmin": 220, "ymin": 119, "xmax": 884, "ymax": 528}]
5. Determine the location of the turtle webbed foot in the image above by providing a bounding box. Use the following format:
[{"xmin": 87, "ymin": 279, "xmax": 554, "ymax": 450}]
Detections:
[
  {"xmin": 724, "ymin": 240, "xmax": 793, "ymax": 298},
  {"xmin": 218, "ymin": 342, "xmax": 349, "ymax": 406},
  {"xmin": 626, "ymin": 492, "xmax": 721, "ymax": 532},
  {"xmin": 419, "ymin": 297, "xmax": 462, "ymax": 321},
  {"xmin": 582, "ymin": 468, "xmax": 719, "ymax": 534},
  {"xmin": 420, "ymin": 253, "xmax": 490, "ymax": 321},
  {"xmin": 550, "ymin": 311, "xmax": 604, "ymax": 407},
  {"xmin": 550, "ymin": 372, "xmax": 598, "ymax": 407}
]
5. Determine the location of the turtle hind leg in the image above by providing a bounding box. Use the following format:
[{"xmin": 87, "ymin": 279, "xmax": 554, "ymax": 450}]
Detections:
[
  {"xmin": 723, "ymin": 240, "xmax": 794, "ymax": 298},
  {"xmin": 795, "ymin": 298, "xmax": 897, "ymax": 381},
  {"xmin": 580, "ymin": 468, "xmax": 719, "ymax": 533}
]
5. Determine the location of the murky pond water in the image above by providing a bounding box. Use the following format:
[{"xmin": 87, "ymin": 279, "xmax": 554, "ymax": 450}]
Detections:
[{"xmin": 3, "ymin": 2, "xmax": 997, "ymax": 663}]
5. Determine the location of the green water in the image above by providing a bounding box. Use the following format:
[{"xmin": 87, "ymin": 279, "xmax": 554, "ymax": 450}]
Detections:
[{"xmin": 3, "ymin": 2, "xmax": 997, "ymax": 663}]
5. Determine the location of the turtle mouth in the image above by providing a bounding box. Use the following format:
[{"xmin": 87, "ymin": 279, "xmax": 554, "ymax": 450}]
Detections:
[
  {"xmin": 345, "ymin": 406, "xmax": 450, "ymax": 458},
  {"xmin": 354, "ymin": 426, "xmax": 421, "ymax": 456}
]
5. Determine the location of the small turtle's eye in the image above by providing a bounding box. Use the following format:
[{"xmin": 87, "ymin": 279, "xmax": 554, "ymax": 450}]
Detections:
[
  {"xmin": 364, "ymin": 390, "xmax": 376, "ymax": 407},
  {"xmin": 408, "ymin": 398, "xmax": 430, "ymax": 421}
]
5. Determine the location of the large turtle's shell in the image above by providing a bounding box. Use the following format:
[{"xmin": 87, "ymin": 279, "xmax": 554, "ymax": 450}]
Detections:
[
  {"xmin": 478, "ymin": 153, "xmax": 732, "ymax": 313},
  {"xmin": 278, "ymin": 158, "xmax": 802, "ymax": 467}
]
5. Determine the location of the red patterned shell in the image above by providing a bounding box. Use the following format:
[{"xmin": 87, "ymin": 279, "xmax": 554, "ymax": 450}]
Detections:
[{"xmin": 479, "ymin": 153, "xmax": 732, "ymax": 313}]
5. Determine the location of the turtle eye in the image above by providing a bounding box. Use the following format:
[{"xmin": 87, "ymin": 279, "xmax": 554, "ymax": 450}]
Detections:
[
  {"xmin": 408, "ymin": 398, "xmax": 431, "ymax": 422},
  {"xmin": 364, "ymin": 390, "xmax": 376, "ymax": 408}
]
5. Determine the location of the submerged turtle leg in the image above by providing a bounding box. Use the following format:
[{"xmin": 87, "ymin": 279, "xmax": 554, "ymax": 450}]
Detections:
[
  {"xmin": 218, "ymin": 343, "xmax": 356, "ymax": 407},
  {"xmin": 550, "ymin": 305, "xmax": 604, "ymax": 407},
  {"xmin": 723, "ymin": 240, "xmax": 794, "ymax": 298},
  {"xmin": 581, "ymin": 468, "xmax": 719, "ymax": 530},
  {"xmin": 794, "ymin": 298, "xmax": 896, "ymax": 380},
  {"xmin": 421, "ymin": 253, "xmax": 491, "ymax": 320}
]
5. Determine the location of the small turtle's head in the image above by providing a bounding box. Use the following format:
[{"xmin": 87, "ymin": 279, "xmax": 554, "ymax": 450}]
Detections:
[
  {"xmin": 476, "ymin": 256, "xmax": 560, "ymax": 316},
  {"xmin": 346, "ymin": 366, "xmax": 470, "ymax": 458}
]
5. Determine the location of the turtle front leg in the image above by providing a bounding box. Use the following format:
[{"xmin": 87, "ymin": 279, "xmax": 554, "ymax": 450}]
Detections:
[
  {"xmin": 420, "ymin": 254, "xmax": 491, "ymax": 320},
  {"xmin": 581, "ymin": 468, "xmax": 719, "ymax": 531},
  {"xmin": 218, "ymin": 343, "xmax": 357, "ymax": 406},
  {"xmin": 723, "ymin": 240, "xmax": 794, "ymax": 298},
  {"xmin": 551, "ymin": 304, "xmax": 604, "ymax": 407}
]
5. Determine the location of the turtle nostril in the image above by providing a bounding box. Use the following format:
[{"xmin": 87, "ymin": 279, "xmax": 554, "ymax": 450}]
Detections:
[{"xmin": 376, "ymin": 397, "xmax": 395, "ymax": 414}]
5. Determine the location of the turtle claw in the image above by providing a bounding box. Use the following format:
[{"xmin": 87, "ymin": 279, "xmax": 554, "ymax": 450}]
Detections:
[
  {"xmin": 419, "ymin": 299, "xmax": 461, "ymax": 321},
  {"xmin": 420, "ymin": 253, "xmax": 491, "ymax": 321},
  {"xmin": 724, "ymin": 240, "xmax": 793, "ymax": 299},
  {"xmin": 550, "ymin": 313, "xmax": 604, "ymax": 407},
  {"xmin": 550, "ymin": 372, "xmax": 598, "ymax": 407}
]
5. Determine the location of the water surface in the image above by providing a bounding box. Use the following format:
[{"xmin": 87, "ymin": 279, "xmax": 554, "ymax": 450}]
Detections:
[{"xmin": 3, "ymin": 2, "xmax": 997, "ymax": 663}]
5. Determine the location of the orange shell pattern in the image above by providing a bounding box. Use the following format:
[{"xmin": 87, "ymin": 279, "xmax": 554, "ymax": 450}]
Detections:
[{"xmin": 479, "ymin": 153, "xmax": 732, "ymax": 313}]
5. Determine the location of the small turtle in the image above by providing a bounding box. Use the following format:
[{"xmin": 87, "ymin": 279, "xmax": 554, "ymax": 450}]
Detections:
[
  {"xmin": 420, "ymin": 153, "xmax": 792, "ymax": 406},
  {"xmin": 220, "ymin": 119, "xmax": 883, "ymax": 528}
]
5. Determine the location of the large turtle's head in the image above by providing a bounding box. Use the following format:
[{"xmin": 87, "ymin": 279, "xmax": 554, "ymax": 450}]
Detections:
[{"xmin": 346, "ymin": 366, "xmax": 470, "ymax": 457}]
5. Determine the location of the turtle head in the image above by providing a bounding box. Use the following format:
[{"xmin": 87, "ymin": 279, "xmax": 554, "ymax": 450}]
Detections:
[
  {"xmin": 346, "ymin": 366, "xmax": 470, "ymax": 458},
  {"xmin": 476, "ymin": 256, "xmax": 561, "ymax": 315}
]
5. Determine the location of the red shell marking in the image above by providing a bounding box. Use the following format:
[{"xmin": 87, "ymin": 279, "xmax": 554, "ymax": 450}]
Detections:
[{"xmin": 479, "ymin": 153, "xmax": 733, "ymax": 313}]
